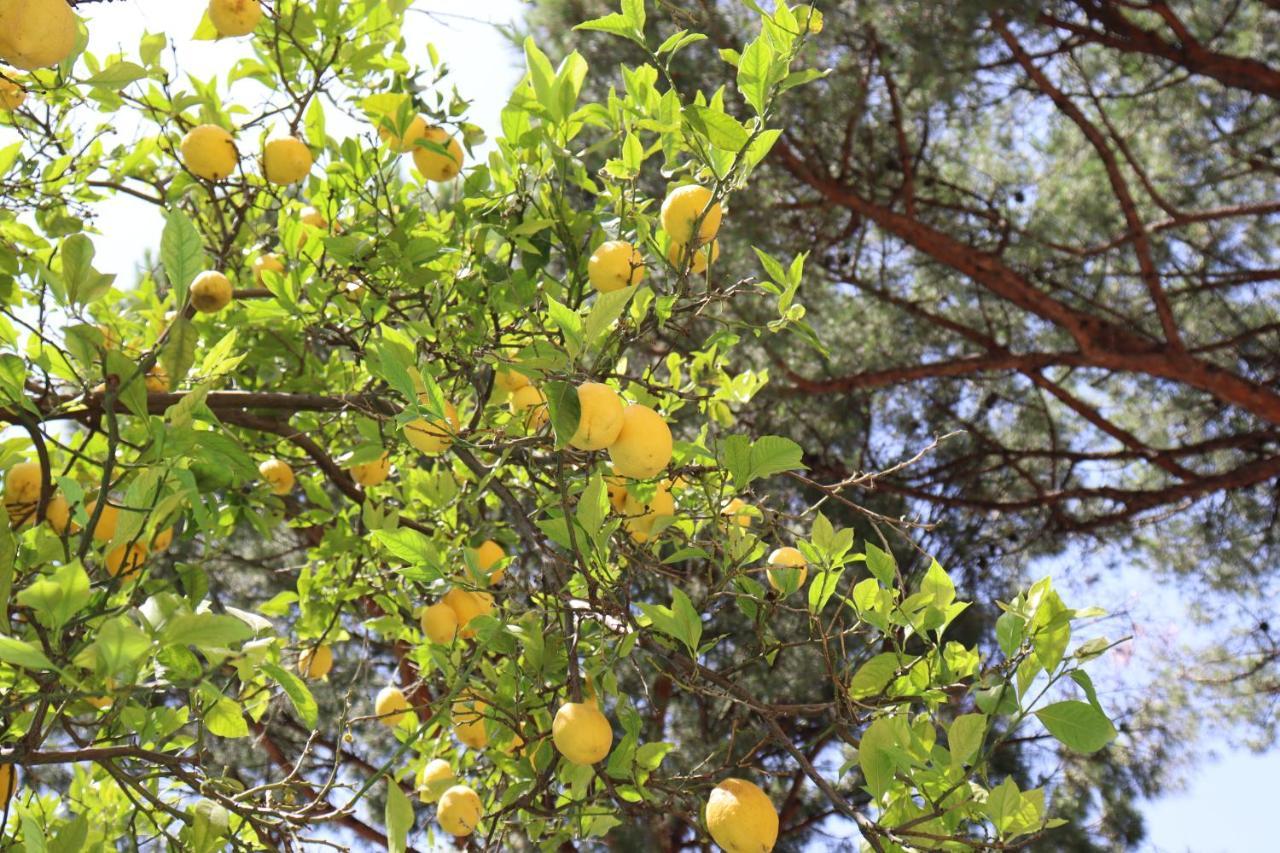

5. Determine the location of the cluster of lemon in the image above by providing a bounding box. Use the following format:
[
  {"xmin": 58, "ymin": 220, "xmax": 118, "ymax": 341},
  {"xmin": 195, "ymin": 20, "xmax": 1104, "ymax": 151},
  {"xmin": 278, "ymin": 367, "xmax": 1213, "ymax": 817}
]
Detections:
[{"xmin": 3, "ymin": 461, "xmax": 175, "ymax": 581}]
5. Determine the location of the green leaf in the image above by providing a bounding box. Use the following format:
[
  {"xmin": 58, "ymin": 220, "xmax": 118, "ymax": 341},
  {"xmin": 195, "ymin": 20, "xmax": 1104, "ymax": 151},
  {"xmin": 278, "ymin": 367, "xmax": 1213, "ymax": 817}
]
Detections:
[
  {"xmin": 634, "ymin": 741, "xmax": 674, "ymax": 771},
  {"xmin": 948, "ymin": 713, "xmax": 986, "ymax": 767},
  {"xmin": 385, "ymin": 777, "xmax": 414, "ymax": 853},
  {"xmin": 190, "ymin": 799, "xmax": 229, "ymax": 853},
  {"xmin": 1034, "ymin": 700, "xmax": 1117, "ymax": 754},
  {"xmin": 61, "ymin": 234, "xmax": 115, "ymax": 305},
  {"xmin": 748, "ymin": 435, "xmax": 805, "ymax": 482},
  {"xmin": 583, "ymin": 285, "xmax": 637, "ymax": 349},
  {"xmin": 858, "ymin": 716, "xmax": 898, "ymax": 798},
  {"xmin": 576, "ymin": 473, "xmax": 609, "ymax": 544},
  {"xmin": 15, "ymin": 562, "xmax": 91, "ymax": 631},
  {"xmin": 160, "ymin": 316, "xmax": 198, "ymax": 391},
  {"xmin": 159, "ymin": 613, "xmax": 254, "ymax": 649},
  {"xmin": 985, "ymin": 776, "xmax": 1022, "ymax": 833},
  {"xmin": 996, "ymin": 610, "xmax": 1025, "ymax": 657},
  {"xmin": 204, "ymin": 695, "xmax": 250, "ymax": 738},
  {"xmin": 86, "ymin": 61, "xmax": 148, "ymax": 87},
  {"xmin": 807, "ymin": 568, "xmax": 842, "ymax": 614},
  {"xmin": 161, "ymin": 209, "xmax": 205, "ymax": 308},
  {"xmin": 919, "ymin": 559, "xmax": 955, "ymax": 608},
  {"xmin": 737, "ymin": 37, "xmax": 778, "ymax": 115},
  {"xmin": 546, "ymin": 297, "xmax": 584, "ymax": 357},
  {"xmin": 260, "ymin": 661, "xmax": 320, "ymax": 729},
  {"xmin": 670, "ymin": 587, "xmax": 703, "ymax": 657},
  {"xmin": 371, "ymin": 528, "xmax": 442, "ymax": 581},
  {"xmin": 91, "ymin": 616, "xmax": 151, "ymax": 674},
  {"xmin": 849, "ymin": 652, "xmax": 909, "ymax": 699},
  {"xmin": 523, "ymin": 37, "xmax": 559, "ymax": 118},
  {"xmin": 0, "ymin": 634, "xmax": 54, "ymax": 671},
  {"xmin": 864, "ymin": 542, "xmax": 897, "ymax": 587},
  {"xmin": 684, "ymin": 104, "xmax": 750, "ymax": 151},
  {"xmin": 545, "ymin": 380, "xmax": 581, "ymax": 450}
]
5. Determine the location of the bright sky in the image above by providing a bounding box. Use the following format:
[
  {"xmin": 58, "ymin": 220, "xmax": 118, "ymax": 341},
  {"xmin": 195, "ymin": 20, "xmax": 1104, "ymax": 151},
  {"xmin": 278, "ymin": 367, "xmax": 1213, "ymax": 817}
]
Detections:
[{"xmin": 55, "ymin": 1, "xmax": 1280, "ymax": 849}]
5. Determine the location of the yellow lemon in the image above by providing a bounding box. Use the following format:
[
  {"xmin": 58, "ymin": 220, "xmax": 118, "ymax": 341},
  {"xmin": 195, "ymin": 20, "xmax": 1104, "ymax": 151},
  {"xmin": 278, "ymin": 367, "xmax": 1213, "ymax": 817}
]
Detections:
[
  {"xmin": 105, "ymin": 542, "xmax": 147, "ymax": 581},
  {"xmin": 551, "ymin": 701, "xmax": 613, "ymax": 765},
  {"xmin": 45, "ymin": 492, "xmax": 75, "ymax": 534},
  {"xmin": 263, "ymin": 136, "xmax": 312, "ymax": 185},
  {"xmin": 472, "ymin": 539, "xmax": 506, "ymax": 584},
  {"xmin": 416, "ymin": 758, "xmax": 455, "ymax": 804},
  {"xmin": 452, "ymin": 692, "xmax": 489, "ymax": 749},
  {"xmin": 588, "ymin": 240, "xmax": 645, "ymax": 293},
  {"xmin": 299, "ymin": 206, "xmax": 328, "ymax": 229},
  {"xmin": 4, "ymin": 461, "xmax": 41, "ymax": 526},
  {"xmin": 145, "ymin": 364, "xmax": 169, "ymax": 393},
  {"xmin": 569, "ymin": 382, "xmax": 625, "ymax": 451},
  {"xmin": 0, "ymin": 76, "xmax": 24, "ymax": 110},
  {"xmin": 706, "ymin": 778, "xmax": 779, "ymax": 853},
  {"xmin": 509, "ymin": 385, "xmax": 548, "ymax": 432},
  {"xmin": 404, "ymin": 400, "xmax": 459, "ymax": 455},
  {"xmin": 441, "ymin": 587, "xmax": 493, "ymax": 639},
  {"xmin": 412, "ymin": 127, "xmax": 464, "ymax": 181},
  {"xmin": 420, "ymin": 601, "xmax": 459, "ymax": 644},
  {"xmin": 766, "ymin": 546, "xmax": 807, "ymax": 592},
  {"xmin": 721, "ymin": 498, "xmax": 753, "ymax": 529},
  {"xmin": 605, "ymin": 472, "xmax": 630, "ymax": 513},
  {"xmin": 379, "ymin": 113, "xmax": 427, "ymax": 153},
  {"xmin": 190, "ymin": 270, "xmax": 233, "ymax": 313},
  {"xmin": 349, "ymin": 453, "xmax": 391, "ymax": 487},
  {"xmin": 661, "ymin": 184, "xmax": 722, "ymax": 246},
  {"xmin": 374, "ymin": 685, "xmax": 411, "ymax": 727},
  {"xmin": 494, "ymin": 366, "xmax": 529, "ymax": 394},
  {"xmin": 0, "ymin": 0, "xmax": 77, "ymax": 71},
  {"xmin": 436, "ymin": 784, "xmax": 483, "ymax": 837},
  {"xmin": 298, "ymin": 644, "xmax": 332, "ymax": 679},
  {"xmin": 181, "ymin": 124, "xmax": 238, "ymax": 181},
  {"xmin": 259, "ymin": 458, "xmax": 295, "ymax": 495},
  {"xmin": 607, "ymin": 404, "xmax": 673, "ymax": 480},
  {"xmin": 0, "ymin": 763, "xmax": 17, "ymax": 807},
  {"xmin": 668, "ymin": 239, "xmax": 719, "ymax": 275},
  {"xmin": 252, "ymin": 253, "xmax": 284, "ymax": 285},
  {"xmin": 208, "ymin": 0, "xmax": 262, "ymax": 37},
  {"xmin": 85, "ymin": 499, "xmax": 119, "ymax": 543},
  {"xmin": 151, "ymin": 526, "xmax": 174, "ymax": 551},
  {"xmin": 622, "ymin": 482, "xmax": 675, "ymax": 543}
]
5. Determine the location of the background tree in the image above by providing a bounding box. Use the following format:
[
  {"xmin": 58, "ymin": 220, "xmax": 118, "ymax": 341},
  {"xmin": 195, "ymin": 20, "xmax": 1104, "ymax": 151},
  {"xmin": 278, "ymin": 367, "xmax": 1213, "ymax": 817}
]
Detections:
[{"xmin": 0, "ymin": 1, "xmax": 1122, "ymax": 851}]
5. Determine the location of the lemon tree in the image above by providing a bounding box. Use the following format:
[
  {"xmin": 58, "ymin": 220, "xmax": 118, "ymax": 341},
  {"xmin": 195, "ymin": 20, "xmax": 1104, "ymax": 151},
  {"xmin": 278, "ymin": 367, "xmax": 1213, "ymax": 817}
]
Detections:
[{"xmin": 0, "ymin": 1, "xmax": 1120, "ymax": 850}]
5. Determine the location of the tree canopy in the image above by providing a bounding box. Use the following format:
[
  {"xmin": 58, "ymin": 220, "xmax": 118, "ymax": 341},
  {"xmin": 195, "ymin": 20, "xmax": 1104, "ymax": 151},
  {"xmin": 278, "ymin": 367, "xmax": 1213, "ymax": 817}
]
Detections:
[{"xmin": 0, "ymin": 0, "xmax": 1170, "ymax": 850}]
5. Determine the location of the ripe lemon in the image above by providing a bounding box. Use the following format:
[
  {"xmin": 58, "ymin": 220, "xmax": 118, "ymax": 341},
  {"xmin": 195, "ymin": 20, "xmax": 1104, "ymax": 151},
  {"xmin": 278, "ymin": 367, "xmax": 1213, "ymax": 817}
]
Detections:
[
  {"xmin": 208, "ymin": 0, "xmax": 262, "ymax": 37},
  {"xmin": 766, "ymin": 546, "xmax": 807, "ymax": 591},
  {"xmin": 190, "ymin": 270, "xmax": 233, "ymax": 313},
  {"xmin": 552, "ymin": 701, "xmax": 613, "ymax": 765},
  {"xmin": 413, "ymin": 127, "xmax": 464, "ymax": 181},
  {"xmin": 605, "ymin": 472, "xmax": 629, "ymax": 513},
  {"xmin": 436, "ymin": 784, "xmax": 482, "ymax": 837},
  {"xmin": 416, "ymin": 758, "xmax": 455, "ymax": 804},
  {"xmin": 106, "ymin": 542, "xmax": 147, "ymax": 581},
  {"xmin": 379, "ymin": 113, "xmax": 427, "ymax": 153},
  {"xmin": 472, "ymin": 539, "xmax": 506, "ymax": 584},
  {"xmin": 3, "ymin": 461, "xmax": 40, "ymax": 526},
  {"xmin": 441, "ymin": 587, "xmax": 493, "ymax": 639},
  {"xmin": 721, "ymin": 498, "xmax": 753, "ymax": 529},
  {"xmin": 181, "ymin": 125, "xmax": 238, "ymax": 181},
  {"xmin": 569, "ymin": 382, "xmax": 625, "ymax": 451},
  {"xmin": 297, "ymin": 644, "xmax": 332, "ymax": 679},
  {"xmin": 420, "ymin": 601, "xmax": 459, "ymax": 644},
  {"xmin": 452, "ymin": 692, "xmax": 489, "ymax": 749},
  {"xmin": 588, "ymin": 240, "xmax": 645, "ymax": 293},
  {"xmin": 661, "ymin": 184, "xmax": 722, "ymax": 246},
  {"xmin": 45, "ymin": 493, "xmax": 75, "ymax": 534},
  {"xmin": 706, "ymin": 778, "xmax": 779, "ymax": 853},
  {"xmin": 374, "ymin": 685, "xmax": 411, "ymax": 726},
  {"xmin": 145, "ymin": 364, "xmax": 169, "ymax": 393},
  {"xmin": 259, "ymin": 458, "xmax": 295, "ymax": 495},
  {"xmin": 509, "ymin": 385, "xmax": 548, "ymax": 432},
  {"xmin": 252, "ymin": 253, "xmax": 284, "ymax": 285},
  {"xmin": 405, "ymin": 400, "xmax": 459, "ymax": 455},
  {"xmin": 151, "ymin": 526, "xmax": 174, "ymax": 551},
  {"xmin": 607, "ymin": 404, "xmax": 673, "ymax": 480},
  {"xmin": 0, "ymin": 0, "xmax": 77, "ymax": 71},
  {"xmin": 85, "ymin": 499, "xmax": 119, "ymax": 542},
  {"xmin": 668, "ymin": 239, "xmax": 719, "ymax": 275},
  {"xmin": 349, "ymin": 453, "xmax": 391, "ymax": 487},
  {"xmin": 494, "ymin": 366, "xmax": 529, "ymax": 394},
  {"xmin": 623, "ymin": 482, "xmax": 675, "ymax": 543},
  {"xmin": 263, "ymin": 136, "xmax": 312, "ymax": 185},
  {"xmin": 0, "ymin": 763, "xmax": 17, "ymax": 806},
  {"xmin": 0, "ymin": 77, "xmax": 25, "ymax": 111}
]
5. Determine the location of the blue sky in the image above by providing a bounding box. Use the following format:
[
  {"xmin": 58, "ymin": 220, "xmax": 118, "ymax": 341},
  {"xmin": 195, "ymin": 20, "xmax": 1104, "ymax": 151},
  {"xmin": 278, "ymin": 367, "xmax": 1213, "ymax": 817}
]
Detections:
[{"xmin": 78, "ymin": 1, "xmax": 1278, "ymax": 850}]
